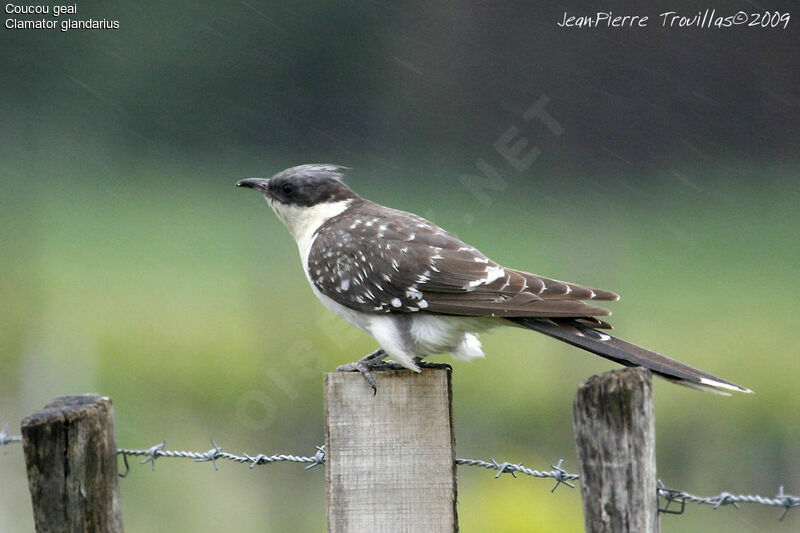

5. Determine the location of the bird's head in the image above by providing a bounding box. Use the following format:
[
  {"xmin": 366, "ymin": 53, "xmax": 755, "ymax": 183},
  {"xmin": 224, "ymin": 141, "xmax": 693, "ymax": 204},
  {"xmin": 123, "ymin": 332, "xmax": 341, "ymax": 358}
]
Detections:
[{"xmin": 237, "ymin": 164, "xmax": 360, "ymax": 241}]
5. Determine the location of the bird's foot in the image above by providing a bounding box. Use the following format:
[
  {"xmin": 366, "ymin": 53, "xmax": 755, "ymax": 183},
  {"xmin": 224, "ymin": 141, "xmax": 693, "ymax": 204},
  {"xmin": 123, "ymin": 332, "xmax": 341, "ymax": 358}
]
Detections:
[
  {"xmin": 337, "ymin": 352, "xmax": 452, "ymax": 395},
  {"xmin": 337, "ymin": 349, "xmax": 395, "ymax": 395}
]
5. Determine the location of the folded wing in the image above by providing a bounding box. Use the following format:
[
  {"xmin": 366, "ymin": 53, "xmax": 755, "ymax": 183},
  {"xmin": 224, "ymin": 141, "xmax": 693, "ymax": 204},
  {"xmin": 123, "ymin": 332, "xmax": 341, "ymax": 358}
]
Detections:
[{"xmin": 308, "ymin": 202, "xmax": 618, "ymax": 319}]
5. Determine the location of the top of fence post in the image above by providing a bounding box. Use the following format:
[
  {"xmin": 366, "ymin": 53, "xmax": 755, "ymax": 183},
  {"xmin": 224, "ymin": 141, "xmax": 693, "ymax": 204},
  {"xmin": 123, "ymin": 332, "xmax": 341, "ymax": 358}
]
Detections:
[
  {"xmin": 573, "ymin": 367, "xmax": 659, "ymax": 533},
  {"xmin": 324, "ymin": 368, "xmax": 458, "ymax": 533},
  {"xmin": 22, "ymin": 394, "xmax": 124, "ymax": 533}
]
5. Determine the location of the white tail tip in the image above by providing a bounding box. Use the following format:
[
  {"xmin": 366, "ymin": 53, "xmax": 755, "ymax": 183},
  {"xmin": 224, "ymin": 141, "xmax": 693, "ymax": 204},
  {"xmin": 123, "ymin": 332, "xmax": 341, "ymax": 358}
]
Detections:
[{"xmin": 699, "ymin": 377, "xmax": 753, "ymax": 394}]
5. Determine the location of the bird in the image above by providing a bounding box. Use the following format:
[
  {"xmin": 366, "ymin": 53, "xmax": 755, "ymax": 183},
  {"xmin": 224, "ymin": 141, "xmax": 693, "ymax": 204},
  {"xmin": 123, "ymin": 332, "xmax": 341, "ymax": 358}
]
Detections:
[{"xmin": 237, "ymin": 164, "xmax": 751, "ymax": 395}]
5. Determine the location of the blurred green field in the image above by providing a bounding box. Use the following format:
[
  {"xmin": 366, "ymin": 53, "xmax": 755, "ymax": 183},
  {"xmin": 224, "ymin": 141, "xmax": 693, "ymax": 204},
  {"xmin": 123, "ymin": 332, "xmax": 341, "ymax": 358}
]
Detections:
[{"xmin": 0, "ymin": 158, "xmax": 798, "ymax": 532}]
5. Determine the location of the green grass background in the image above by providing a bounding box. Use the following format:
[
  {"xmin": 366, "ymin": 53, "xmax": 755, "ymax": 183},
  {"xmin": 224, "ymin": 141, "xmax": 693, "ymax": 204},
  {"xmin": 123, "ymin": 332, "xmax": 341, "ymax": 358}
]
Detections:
[{"xmin": 0, "ymin": 155, "xmax": 797, "ymax": 532}]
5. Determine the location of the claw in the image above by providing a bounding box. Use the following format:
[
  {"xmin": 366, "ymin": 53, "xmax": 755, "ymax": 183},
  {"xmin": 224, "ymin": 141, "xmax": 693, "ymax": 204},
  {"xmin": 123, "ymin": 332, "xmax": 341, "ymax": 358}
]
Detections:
[
  {"xmin": 337, "ymin": 349, "xmax": 387, "ymax": 394},
  {"xmin": 357, "ymin": 362, "xmax": 378, "ymax": 395}
]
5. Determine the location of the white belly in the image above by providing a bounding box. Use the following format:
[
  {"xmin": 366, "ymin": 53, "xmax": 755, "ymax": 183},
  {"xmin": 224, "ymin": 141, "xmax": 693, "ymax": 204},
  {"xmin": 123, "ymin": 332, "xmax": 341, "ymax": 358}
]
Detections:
[
  {"xmin": 305, "ymin": 270, "xmax": 496, "ymax": 370},
  {"xmin": 408, "ymin": 314, "xmax": 494, "ymax": 360}
]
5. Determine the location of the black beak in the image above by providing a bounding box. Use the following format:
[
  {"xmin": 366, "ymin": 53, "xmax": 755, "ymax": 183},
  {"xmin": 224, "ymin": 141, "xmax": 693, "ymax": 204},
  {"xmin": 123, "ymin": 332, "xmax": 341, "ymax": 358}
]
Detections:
[{"xmin": 236, "ymin": 178, "xmax": 271, "ymax": 193}]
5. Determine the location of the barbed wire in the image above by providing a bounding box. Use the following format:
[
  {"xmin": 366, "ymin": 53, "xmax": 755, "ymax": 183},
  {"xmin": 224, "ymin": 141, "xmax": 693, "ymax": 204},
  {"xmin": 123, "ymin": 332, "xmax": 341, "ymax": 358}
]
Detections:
[
  {"xmin": 656, "ymin": 481, "xmax": 799, "ymax": 521},
  {"xmin": 2, "ymin": 425, "xmax": 797, "ymax": 520},
  {"xmin": 454, "ymin": 457, "xmax": 578, "ymax": 492},
  {"xmin": 116, "ymin": 440, "xmax": 327, "ymax": 474}
]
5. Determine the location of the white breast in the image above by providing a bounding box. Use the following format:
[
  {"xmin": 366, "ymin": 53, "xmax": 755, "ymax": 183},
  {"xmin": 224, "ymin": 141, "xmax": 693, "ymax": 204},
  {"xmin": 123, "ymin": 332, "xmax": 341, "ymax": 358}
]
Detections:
[
  {"xmin": 269, "ymin": 198, "xmax": 377, "ymax": 334},
  {"xmin": 268, "ymin": 197, "xmax": 353, "ymax": 253}
]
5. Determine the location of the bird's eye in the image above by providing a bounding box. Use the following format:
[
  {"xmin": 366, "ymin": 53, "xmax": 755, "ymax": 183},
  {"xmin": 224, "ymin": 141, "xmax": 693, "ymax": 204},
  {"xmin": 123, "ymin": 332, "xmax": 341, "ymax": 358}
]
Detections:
[{"xmin": 281, "ymin": 183, "xmax": 296, "ymax": 195}]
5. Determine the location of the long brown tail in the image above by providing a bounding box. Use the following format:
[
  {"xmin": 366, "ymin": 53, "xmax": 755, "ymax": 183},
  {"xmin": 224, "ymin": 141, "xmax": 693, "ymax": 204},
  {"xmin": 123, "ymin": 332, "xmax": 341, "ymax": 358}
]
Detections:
[{"xmin": 510, "ymin": 317, "xmax": 751, "ymax": 395}]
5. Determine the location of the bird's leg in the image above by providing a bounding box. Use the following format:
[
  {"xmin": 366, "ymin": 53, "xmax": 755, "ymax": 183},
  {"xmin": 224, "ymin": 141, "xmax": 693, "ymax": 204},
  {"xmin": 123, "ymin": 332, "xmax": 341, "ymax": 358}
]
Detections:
[{"xmin": 337, "ymin": 349, "xmax": 394, "ymax": 395}]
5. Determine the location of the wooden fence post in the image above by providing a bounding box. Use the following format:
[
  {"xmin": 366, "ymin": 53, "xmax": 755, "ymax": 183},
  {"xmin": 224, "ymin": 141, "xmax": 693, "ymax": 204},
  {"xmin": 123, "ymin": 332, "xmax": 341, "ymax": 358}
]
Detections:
[
  {"xmin": 324, "ymin": 369, "xmax": 458, "ymax": 533},
  {"xmin": 22, "ymin": 394, "xmax": 124, "ymax": 533},
  {"xmin": 573, "ymin": 367, "xmax": 659, "ymax": 533}
]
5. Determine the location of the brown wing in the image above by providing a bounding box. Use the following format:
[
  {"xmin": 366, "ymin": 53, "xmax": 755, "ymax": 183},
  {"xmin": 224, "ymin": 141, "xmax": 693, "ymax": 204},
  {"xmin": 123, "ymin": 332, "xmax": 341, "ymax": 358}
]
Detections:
[{"xmin": 308, "ymin": 200, "xmax": 618, "ymax": 319}]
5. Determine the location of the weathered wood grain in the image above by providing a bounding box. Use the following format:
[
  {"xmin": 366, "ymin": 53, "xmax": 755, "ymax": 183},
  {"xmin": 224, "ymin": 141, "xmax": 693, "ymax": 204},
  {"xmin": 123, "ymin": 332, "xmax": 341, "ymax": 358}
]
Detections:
[
  {"xmin": 573, "ymin": 367, "xmax": 659, "ymax": 533},
  {"xmin": 22, "ymin": 394, "xmax": 124, "ymax": 533},
  {"xmin": 325, "ymin": 369, "xmax": 458, "ymax": 533}
]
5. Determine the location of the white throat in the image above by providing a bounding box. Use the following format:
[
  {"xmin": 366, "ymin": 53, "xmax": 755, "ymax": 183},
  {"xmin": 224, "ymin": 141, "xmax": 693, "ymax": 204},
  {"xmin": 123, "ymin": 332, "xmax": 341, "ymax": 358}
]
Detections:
[{"xmin": 267, "ymin": 197, "xmax": 353, "ymax": 257}]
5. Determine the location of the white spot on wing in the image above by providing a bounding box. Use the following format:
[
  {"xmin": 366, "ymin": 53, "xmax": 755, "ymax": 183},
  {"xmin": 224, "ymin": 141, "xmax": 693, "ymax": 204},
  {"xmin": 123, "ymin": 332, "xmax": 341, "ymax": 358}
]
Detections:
[
  {"xmin": 405, "ymin": 287, "xmax": 423, "ymax": 300},
  {"xmin": 391, "ymin": 297, "xmax": 402, "ymax": 308},
  {"xmin": 467, "ymin": 266, "xmax": 505, "ymax": 288}
]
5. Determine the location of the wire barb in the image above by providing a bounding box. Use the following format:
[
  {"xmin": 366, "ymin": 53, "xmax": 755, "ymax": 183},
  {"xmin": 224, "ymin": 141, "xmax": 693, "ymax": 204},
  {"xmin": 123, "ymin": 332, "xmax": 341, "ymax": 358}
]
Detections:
[
  {"xmin": 489, "ymin": 458, "xmax": 518, "ymax": 478},
  {"xmin": 776, "ymin": 486, "xmax": 798, "ymax": 521},
  {"xmin": 712, "ymin": 492, "xmax": 740, "ymax": 510},
  {"xmin": 195, "ymin": 440, "xmax": 223, "ymax": 470},
  {"xmin": 145, "ymin": 441, "xmax": 166, "ymax": 470},
  {"xmin": 550, "ymin": 459, "xmax": 576, "ymax": 492},
  {"xmin": 305, "ymin": 445, "xmax": 326, "ymax": 470},
  {"xmin": 0, "ymin": 424, "xmax": 22, "ymax": 454}
]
